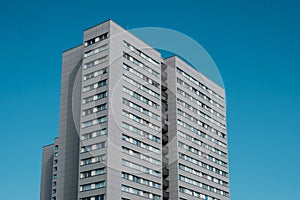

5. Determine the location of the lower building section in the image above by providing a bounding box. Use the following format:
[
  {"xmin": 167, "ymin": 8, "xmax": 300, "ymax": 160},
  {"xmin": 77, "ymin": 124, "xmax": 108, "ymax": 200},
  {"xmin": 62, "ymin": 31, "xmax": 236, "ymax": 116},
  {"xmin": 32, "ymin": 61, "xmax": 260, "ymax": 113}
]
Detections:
[{"xmin": 40, "ymin": 144, "xmax": 54, "ymax": 200}]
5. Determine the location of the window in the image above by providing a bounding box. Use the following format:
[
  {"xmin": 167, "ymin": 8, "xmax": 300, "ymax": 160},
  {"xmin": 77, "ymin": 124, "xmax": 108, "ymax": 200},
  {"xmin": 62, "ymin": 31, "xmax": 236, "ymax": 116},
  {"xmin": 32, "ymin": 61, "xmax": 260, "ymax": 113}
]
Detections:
[
  {"xmin": 84, "ymin": 56, "xmax": 108, "ymax": 70},
  {"xmin": 122, "ymin": 122, "xmax": 160, "ymax": 143},
  {"xmin": 94, "ymin": 91, "xmax": 108, "ymax": 100},
  {"xmin": 82, "ymin": 103, "xmax": 107, "ymax": 116},
  {"xmin": 178, "ymin": 141, "xmax": 227, "ymax": 167},
  {"xmin": 122, "ymin": 146, "xmax": 160, "ymax": 166},
  {"xmin": 84, "ymin": 44, "xmax": 108, "ymax": 58},
  {"xmin": 177, "ymin": 88, "xmax": 225, "ymax": 120},
  {"xmin": 80, "ymin": 168, "xmax": 105, "ymax": 178},
  {"xmin": 83, "ymin": 79, "xmax": 107, "ymax": 93},
  {"xmin": 80, "ymin": 154, "xmax": 106, "ymax": 166},
  {"xmin": 123, "ymin": 98, "xmax": 160, "ymax": 120},
  {"xmin": 177, "ymin": 130, "xmax": 227, "ymax": 158},
  {"xmin": 81, "ymin": 141, "xmax": 106, "ymax": 153},
  {"xmin": 94, "ymin": 103, "xmax": 107, "ymax": 113},
  {"xmin": 122, "ymin": 134, "xmax": 160, "ymax": 154},
  {"xmin": 122, "ymin": 172, "xmax": 161, "ymax": 189},
  {"xmin": 122, "ymin": 159, "xmax": 160, "ymax": 177},
  {"xmin": 122, "ymin": 110, "xmax": 160, "ymax": 131},
  {"xmin": 122, "ymin": 86, "xmax": 159, "ymax": 109},
  {"xmin": 123, "ymin": 63, "xmax": 159, "ymax": 88},
  {"xmin": 83, "ymin": 91, "xmax": 107, "ymax": 104},
  {"xmin": 82, "ymin": 115, "xmax": 107, "ymax": 128},
  {"xmin": 176, "ymin": 67, "xmax": 224, "ymax": 101},
  {"xmin": 179, "ymin": 186, "xmax": 221, "ymax": 200},
  {"xmin": 123, "ymin": 75, "xmax": 159, "ymax": 98},
  {"xmin": 123, "ymin": 41, "xmax": 159, "ymax": 67},
  {"xmin": 95, "ymin": 181, "xmax": 105, "ymax": 188},
  {"xmin": 84, "ymin": 33, "xmax": 108, "ymax": 47},
  {"xmin": 178, "ymin": 153, "xmax": 228, "ymax": 177},
  {"xmin": 83, "ymin": 67, "xmax": 108, "ymax": 81},
  {"xmin": 179, "ymin": 175, "xmax": 229, "ymax": 197},
  {"xmin": 80, "ymin": 181, "xmax": 105, "ymax": 191},
  {"xmin": 177, "ymin": 98, "xmax": 226, "ymax": 131},
  {"xmin": 94, "ymin": 195, "xmax": 105, "ymax": 200},
  {"xmin": 177, "ymin": 78, "xmax": 224, "ymax": 110},
  {"xmin": 179, "ymin": 163, "xmax": 228, "ymax": 187},
  {"xmin": 121, "ymin": 185, "xmax": 160, "ymax": 200},
  {"xmin": 81, "ymin": 184, "xmax": 91, "ymax": 191},
  {"xmin": 81, "ymin": 128, "xmax": 107, "ymax": 140},
  {"xmin": 97, "ymin": 116, "xmax": 107, "ymax": 123},
  {"xmin": 81, "ymin": 171, "xmax": 92, "ymax": 178},
  {"xmin": 81, "ymin": 195, "xmax": 105, "ymax": 200},
  {"xmin": 177, "ymin": 119, "xmax": 226, "ymax": 148},
  {"xmin": 123, "ymin": 53, "xmax": 159, "ymax": 77}
]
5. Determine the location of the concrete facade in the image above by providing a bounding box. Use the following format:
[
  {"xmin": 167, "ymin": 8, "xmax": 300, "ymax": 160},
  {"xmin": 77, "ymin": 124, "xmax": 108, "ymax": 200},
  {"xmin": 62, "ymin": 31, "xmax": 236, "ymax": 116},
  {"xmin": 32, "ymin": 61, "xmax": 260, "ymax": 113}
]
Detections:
[
  {"xmin": 163, "ymin": 57, "xmax": 229, "ymax": 200},
  {"xmin": 40, "ymin": 20, "xmax": 230, "ymax": 200}
]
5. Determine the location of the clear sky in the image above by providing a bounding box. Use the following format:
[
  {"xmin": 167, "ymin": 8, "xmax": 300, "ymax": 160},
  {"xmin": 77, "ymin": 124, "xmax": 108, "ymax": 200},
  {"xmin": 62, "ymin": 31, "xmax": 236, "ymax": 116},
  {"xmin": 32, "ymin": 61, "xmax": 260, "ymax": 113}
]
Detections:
[{"xmin": 0, "ymin": 0, "xmax": 299, "ymax": 199}]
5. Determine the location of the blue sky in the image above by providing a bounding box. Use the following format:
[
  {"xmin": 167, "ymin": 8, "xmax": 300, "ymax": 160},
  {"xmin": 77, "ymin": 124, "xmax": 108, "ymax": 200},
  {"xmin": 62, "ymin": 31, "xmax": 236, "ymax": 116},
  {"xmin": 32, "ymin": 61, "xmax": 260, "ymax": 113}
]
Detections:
[{"xmin": 0, "ymin": 0, "xmax": 299, "ymax": 199}]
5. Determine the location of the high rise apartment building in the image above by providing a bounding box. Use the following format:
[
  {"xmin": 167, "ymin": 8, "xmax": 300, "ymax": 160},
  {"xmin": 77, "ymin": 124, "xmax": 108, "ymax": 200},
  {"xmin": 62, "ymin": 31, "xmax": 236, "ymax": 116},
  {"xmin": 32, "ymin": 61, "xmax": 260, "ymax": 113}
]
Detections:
[{"xmin": 40, "ymin": 20, "xmax": 229, "ymax": 200}]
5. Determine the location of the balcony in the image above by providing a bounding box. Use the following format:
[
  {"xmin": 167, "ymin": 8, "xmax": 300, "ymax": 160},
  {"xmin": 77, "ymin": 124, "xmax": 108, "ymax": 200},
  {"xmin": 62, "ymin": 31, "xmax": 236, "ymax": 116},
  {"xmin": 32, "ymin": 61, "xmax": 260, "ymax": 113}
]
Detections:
[
  {"xmin": 161, "ymin": 80, "xmax": 167, "ymax": 88},
  {"xmin": 162, "ymin": 113, "xmax": 168, "ymax": 121},
  {"xmin": 161, "ymin": 71, "xmax": 167, "ymax": 81},
  {"xmin": 163, "ymin": 179, "xmax": 169, "ymax": 188},
  {"xmin": 162, "ymin": 101, "xmax": 168, "ymax": 111},
  {"xmin": 161, "ymin": 63, "xmax": 167, "ymax": 70},
  {"xmin": 163, "ymin": 167, "xmax": 169, "ymax": 177},
  {"xmin": 163, "ymin": 191, "xmax": 169, "ymax": 199},
  {"xmin": 162, "ymin": 146, "xmax": 169, "ymax": 154},
  {"xmin": 162, "ymin": 92, "xmax": 168, "ymax": 101},
  {"xmin": 162, "ymin": 134, "xmax": 168, "ymax": 145},
  {"xmin": 162, "ymin": 91, "xmax": 168, "ymax": 98},
  {"xmin": 162, "ymin": 156, "xmax": 169, "ymax": 166},
  {"xmin": 162, "ymin": 124, "xmax": 168, "ymax": 133}
]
